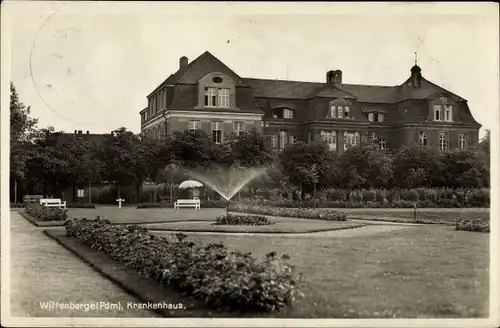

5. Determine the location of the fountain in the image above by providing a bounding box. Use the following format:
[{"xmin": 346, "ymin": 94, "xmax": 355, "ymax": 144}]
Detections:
[{"xmin": 183, "ymin": 166, "xmax": 267, "ymax": 217}]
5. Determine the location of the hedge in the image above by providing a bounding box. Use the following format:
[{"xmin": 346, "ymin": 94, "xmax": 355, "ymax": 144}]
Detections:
[
  {"xmin": 230, "ymin": 204, "xmax": 348, "ymax": 221},
  {"xmin": 455, "ymin": 218, "xmax": 490, "ymax": 233},
  {"xmin": 25, "ymin": 203, "xmax": 68, "ymax": 221},
  {"xmin": 65, "ymin": 218, "xmax": 302, "ymax": 313},
  {"xmin": 213, "ymin": 214, "xmax": 273, "ymax": 226}
]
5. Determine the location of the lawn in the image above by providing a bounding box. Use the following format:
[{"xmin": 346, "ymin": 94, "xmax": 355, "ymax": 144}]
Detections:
[
  {"xmin": 67, "ymin": 206, "xmax": 225, "ymax": 224},
  {"xmin": 145, "ymin": 216, "xmax": 364, "ymax": 233},
  {"xmin": 153, "ymin": 225, "xmax": 489, "ymax": 318}
]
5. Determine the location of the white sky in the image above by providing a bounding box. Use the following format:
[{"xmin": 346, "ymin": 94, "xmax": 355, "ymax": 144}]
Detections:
[{"xmin": 4, "ymin": 2, "xmax": 499, "ymax": 137}]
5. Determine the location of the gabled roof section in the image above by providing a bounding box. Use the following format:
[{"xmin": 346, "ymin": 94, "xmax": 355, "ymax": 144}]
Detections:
[
  {"xmin": 148, "ymin": 51, "xmax": 243, "ymax": 97},
  {"xmin": 177, "ymin": 51, "xmax": 242, "ymax": 84},
  {"xmin": 395, "ymin": 77, "xmax": 466, "ymax": 103}
]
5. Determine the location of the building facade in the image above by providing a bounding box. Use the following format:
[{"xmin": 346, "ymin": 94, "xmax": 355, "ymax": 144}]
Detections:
[{"xmin": 140, "ymin": 51, "xmax": 481, "ymax": 152}]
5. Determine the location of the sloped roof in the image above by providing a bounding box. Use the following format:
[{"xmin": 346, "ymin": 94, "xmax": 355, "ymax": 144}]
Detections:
[
  {"xmin": 307, "ymin": 84, "xmax": 357, "ymax": 99},
  {"xmin": 243, "ymin": 78, "xmax": 320, "ymax": 99},
  {"xmin": 341, "ymin": 84, "xmax": 399, "ymax": 103},
  {"xmin": 148, "ymin": 51, "xmax": 242, "ymax": 97},
  {"xmin": 395, "ymin": 77, "xmax": 466, "ymax": 102}
]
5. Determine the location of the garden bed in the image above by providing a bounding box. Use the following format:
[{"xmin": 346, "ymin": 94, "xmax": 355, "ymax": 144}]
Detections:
[
  {"xmin": 19, "ymin": 211, "xmax": 66, "ymax": 227},
  {"xmin": 213, "ymin": 214, "xmax": 273, "ymax": 226},
  {"xmin": 63, "ymin": 218, "xmax": 302, "ymax": 314},
  {"xmin": 455, "ymin": 218, "xmax": 490, "ymax": 233},
  {"xmin": 229, "ymin": 204, "xmax": 348, "ymax": 221}
]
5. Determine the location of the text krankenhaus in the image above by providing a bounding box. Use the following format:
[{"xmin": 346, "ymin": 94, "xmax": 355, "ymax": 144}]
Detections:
[{"xmin": 39, "ymin": 301, "xmax": 185, "ymax": 311}]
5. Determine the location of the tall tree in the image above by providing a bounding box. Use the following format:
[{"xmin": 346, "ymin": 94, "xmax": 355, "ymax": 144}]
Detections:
[
  {"xmin": 224, "ymin": 128, "xmax": 275, "ymax": 167},
  {"xmin": 10, "ymin": 83, "xmax": 38, "ymax": 201}
]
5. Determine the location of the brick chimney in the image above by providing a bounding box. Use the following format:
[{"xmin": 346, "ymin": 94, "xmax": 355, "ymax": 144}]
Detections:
[
  {"xmin": 86, "ymin": 130, "xmax": 89, "ymax": 134},
  {"xmin": 78, "ymin": 130, "xmax": 82, "ymax": 134},
  {"xmin": 326, "ymin": 70, "xmax": 342, "ymax": 88},
  {"xmin": 179, "ymin": 56, "xmax": 188, "ymax": 69}
]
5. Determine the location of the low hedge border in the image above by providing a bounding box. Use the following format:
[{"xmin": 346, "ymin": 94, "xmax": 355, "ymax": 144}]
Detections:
[
  {"xmin": 43, "ymin": 229, "xmax": 214, "ymax": 318},
  {"xmin": 65, "ymin": 218, "xmax": 302, "ymax": 313},
  {"xmin": 229, "ymin": 205, "xmax": 348, "ymax": 221},
  {"xmin": 19, "ymin": 211, "xmax": 67, "ymax": 227},
  {"xmin": 213, "ymin": 214, "xmax": 274, "ymax": 226},
  {"xmin": 26, "ymin": 203, "xmax": 68, "ymax": 221},
  {"xmin": 455, "ymin": 219, "xmax": 490, "ymax": 233}
]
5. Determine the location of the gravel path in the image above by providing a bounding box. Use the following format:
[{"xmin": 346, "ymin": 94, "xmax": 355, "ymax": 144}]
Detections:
[{"xmin": 9, "ymin": 212, "xmax": 157, "ymax": 317}]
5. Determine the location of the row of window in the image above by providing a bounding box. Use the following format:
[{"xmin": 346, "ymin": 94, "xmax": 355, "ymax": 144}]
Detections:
[
  {"xmin": 188, "ymin": 120, "xmax": 245, "ymax": 143},
  {"xmin": 418, "ymin": 131, "xmax": 467, "ymax": 151},
  {"xmin": 204, "ymin": 87, "xmax": 230, "ymax": 108},
  {"xmin": 320, "ymin": 131, "xmax": 387, "ymax": 151},
  {"xmin": 434, "ymin": 104, "xmax": 453, "ymax": 122},
  {"xmin": 144, "ymin": 123, "xmax": 165, "ymax": 140},
  {"xmin": 147, "ymin": 89, "xmax": 167, "ymax": 121},
  {"xmin": 270, "ymin": 130, "xmax": 298, "ymax": 149},
  {"xmin": 328, "ymin": 104, "xmax": 350, "ymax": 119}
]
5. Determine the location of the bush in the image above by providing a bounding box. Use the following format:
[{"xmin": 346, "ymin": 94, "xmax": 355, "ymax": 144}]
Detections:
[
  {"xmin": 65, "ymin": 218, "xmax": 302, "ymax": 312},
  {"xmin": 230, "ymin": 204, "xmax": 348, "ymax": 221},
  {"xmin": 25, "ymin": 203, "xmax": 68, "ymax": 221},
  {"xmin": 213, "ymin": 214, "xmax": 273, "ymax": 226},
  {"xmin": 455, "ymin": 218, "xmax": 489, "ymax": 233}
]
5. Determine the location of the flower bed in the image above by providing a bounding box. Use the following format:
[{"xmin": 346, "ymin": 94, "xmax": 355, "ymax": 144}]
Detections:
[
  {"xmin": 213, "ymin": 214, "xmax": 273, "ymax": 226},
  {"xmin": 65, "ymin": 218, "xmax": 302, "ymax": 312},
  {"xmin": 25, "ymin": 203, "xmax": 68, "ymax": 221},
  {"xmin": 230, "ymin": 204, "xmax": 348, "ymax": 221},
  {"xmin": 455, "ymin": 218, "xmax": 490, "ymax": 233},
  {"xmin": 137, "ymin": 200, "xmax": 226, "ymax": 209}
]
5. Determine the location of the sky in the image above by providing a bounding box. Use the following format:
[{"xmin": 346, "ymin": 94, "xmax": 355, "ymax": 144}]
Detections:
[{"xmin": 4, "ymin": 2, "xmax": 499, "ymax": 138}]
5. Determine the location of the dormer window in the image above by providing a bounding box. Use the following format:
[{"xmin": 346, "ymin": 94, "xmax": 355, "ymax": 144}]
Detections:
[
  {"xmin": 368, "ymin": 112, "xmax": 384, "ymax": 122},
  {"xmin": 204, "ymin": 87, "xmax": 230, "ymax": 108},
  {"xmin": 329, "ymin": 100, "xmax": 351, "ymax": 119},
  {"xmin": 283, "ymin": 108, "xmax": 294, "ymax": 119},
  {"xmin": 444, "ymin": 105, "xmax": 452, "ymax": 122},
  {"xmin": 368, "ymin": 112, "xmax": 374, "ymax": 122}
]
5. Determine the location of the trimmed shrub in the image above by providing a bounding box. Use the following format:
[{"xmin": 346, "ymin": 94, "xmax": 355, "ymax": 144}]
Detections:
[
  {"xmin": 213, "ymin": 214, "xmax": 273, "ymax": 226},
  {"xmin": 65, "ymin": 218, "xmax": 302, "ymax": 312},
  {"xmin": 25, "ymin": 203, "xmax": 68, "ymax": 221},
  {"xmin": 455, "ymin": 218, "xmax": 489, "ymax": 233},
  {"xmin": 230, "ymin": 204, "xmax": 348, "ymax": 221}
]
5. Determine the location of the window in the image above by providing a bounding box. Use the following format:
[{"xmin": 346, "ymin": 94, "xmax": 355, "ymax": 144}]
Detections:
[
  {"xmin": 188, "ymin": 120, "xmax": 200, "ymax": 131},
  {"xmin": 445, "ymin": 105, "xmax": 453, "ymax": 122},
  {"xmin": 217, "ymin": 88, "xmax": 230, "ymax": 108},
  {"xmin": 308, "ymin": 131, "xmax": 313, "ymax": 143},
  {"xmin": 434, "ymin": 104, "xmax": 442, "ymax": 121},
  {"xmin": 344, "ymin": 131, "xmax": 360, "ymax": 150},
  {"xmin": 289, "ymin": 135, "xmax": 297, "ymax": 144},
  {"xmin": 271, "ymin": 135, "xmax": 278, "ymax": 148},
  {"xmin": 368, "ymin": 112, "xmax": 374, "ymax": 122},
  {"xmin": 439, "ymin": 132, "xmax": 448, "ymax": 151},
  {"xmin": 212, "ymin": 121, "xmax": 222, "ymax": 144},
  {"xmin": 279, "ymin": 129, "xmax": 287, "ymax": 149},
  {"xmin": 337, "ymin": 106, "xmax": 343, "ymax": 118},
  {"xmin": 378, "ymin": 138, "xmax": 387, "ymax": 150},
  {"xmin": 378, "ymin": 113, "xmax": 384, "ymax": 122},
  {"xmin": 344, "ymin": 106, "xmax": 350, "ymax": 118},
  {"xmin": 234, "ymin": 122, "xmax": 245, "ymax": 136},
  {"xmin": 329, "ymin": 103, "xmax": 336, "ymax": 118},
  {"xmin": 321, "ymin": 130, "xmax": 337, "ymax": 151},
  {"xmin": 283, "ymin": 108, "xmax": 294, "ymax": 119},
  {"xmin": 458, "ymin": 133, "xmax": 467, "ymax": 149},
  {"xmin": 419, "ymin": 131, "xmax": 428, "ymax": 148},
  {"xmin": 205, "ymin": 88, "xmax": 217, "ymax": 107}
]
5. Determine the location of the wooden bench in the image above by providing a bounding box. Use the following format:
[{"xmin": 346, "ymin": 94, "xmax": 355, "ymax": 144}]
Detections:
[
  {"xmin": 40, "ymin": 198, "xmax": 67, "ymax": 209},
  {"xmin": 23, "ymin": 195, "xmax": 43, "ymax": 204},
  {"xmin": 174, "ymin": 199, "xmax": 200, "ymax": 210}
]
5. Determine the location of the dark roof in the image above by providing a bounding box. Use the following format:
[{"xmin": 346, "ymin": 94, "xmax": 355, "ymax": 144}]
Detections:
[
  {"xmin": 148, "ymin": 51, "xmax": 242, "ymax": 97},
  {"xmin": 395, "ymin": 77, "xmax": 466, "ymax": 102},
  {"xmin": 341, "ymin": 84, "xmax": 400, "ymax": 103}
]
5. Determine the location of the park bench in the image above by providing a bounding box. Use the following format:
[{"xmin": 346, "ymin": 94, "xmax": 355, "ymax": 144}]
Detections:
[
  {"xmin": 40, "ymin": 198, "xmax": 67, "ymax": 209},
  {"xmin": 23, "ymin": 195, "xmax": 43, "ymax": 204},
  {"xmin": 174, "ymin": 199, "xmax": 201, "ymax": 210}
]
